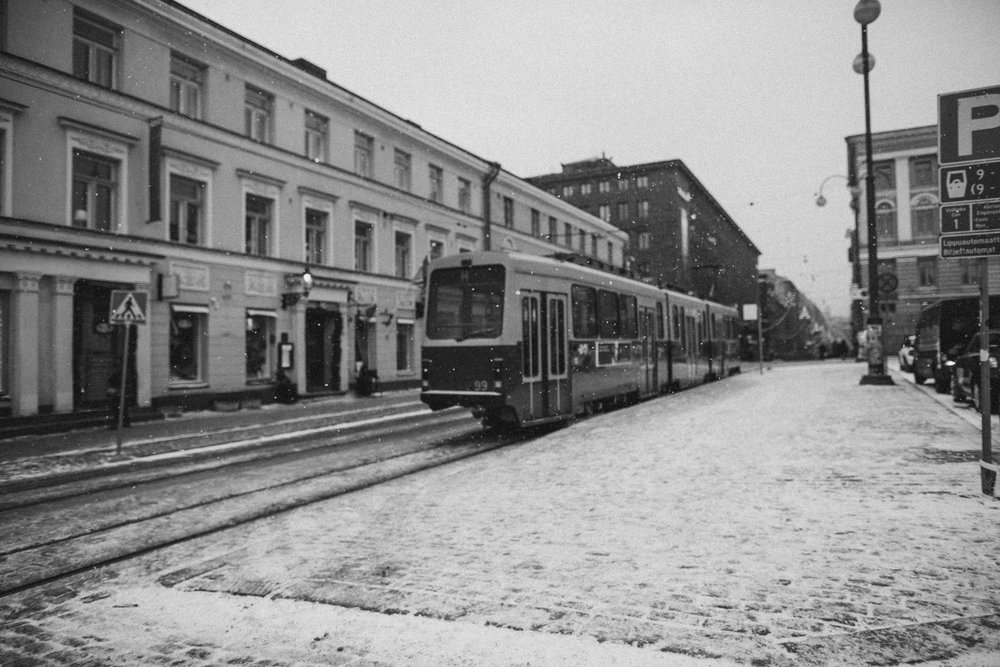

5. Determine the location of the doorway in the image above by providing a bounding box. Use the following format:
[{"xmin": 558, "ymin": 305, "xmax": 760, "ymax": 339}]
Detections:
[{"xmin": 305, "ymin": 306, "xmax": 342, "ymax": 393}]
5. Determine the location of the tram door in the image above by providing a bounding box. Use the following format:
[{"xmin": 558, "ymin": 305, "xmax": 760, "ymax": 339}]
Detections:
[
  {"xmin": 639, "ymin": 307, "xmax": 657, "ymax": 394},
  {"xmin": 521, "ymin": 292, "xmax": 570, "ymax": 420}
]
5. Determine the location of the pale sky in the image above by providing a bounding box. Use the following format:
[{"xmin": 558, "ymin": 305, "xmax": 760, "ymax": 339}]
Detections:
[{"xmin": 179, "ymin": 0, "xmax": 1000, "ymax": 317}]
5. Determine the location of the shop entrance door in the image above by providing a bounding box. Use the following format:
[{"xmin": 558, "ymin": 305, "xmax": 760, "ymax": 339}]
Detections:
[
  {"xmin": 73, "ymin": 281, "xmax": 135, "ymax": 409},
  {"xmin": 306, "ymin": 307, "xmax": 343, "ymax": 392}
]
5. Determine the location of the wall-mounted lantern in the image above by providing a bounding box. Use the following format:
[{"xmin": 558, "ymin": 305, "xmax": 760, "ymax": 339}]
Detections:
[{"xmin": 281, "ymin": 266, "xmax": 313, "ymax": 309}]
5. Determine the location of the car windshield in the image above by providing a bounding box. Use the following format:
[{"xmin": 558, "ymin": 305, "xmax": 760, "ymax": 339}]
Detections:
[{"xmin": 426, "ymin": 265, "xmax": 505, "ymax": 341}]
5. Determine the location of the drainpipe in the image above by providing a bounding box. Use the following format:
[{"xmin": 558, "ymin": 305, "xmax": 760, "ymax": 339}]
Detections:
[{"xmin": 481, "ymin": 162, "xmax": 501, "ymax": 251}]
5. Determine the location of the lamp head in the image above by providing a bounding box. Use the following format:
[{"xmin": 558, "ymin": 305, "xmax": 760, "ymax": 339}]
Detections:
[
  {"xmin": 852, "ymin": 52, "xmax": 875, "ymax": 74},
  {"xmin": 853, "ymin": 0, "xmax": 881, "ymax": 25}
]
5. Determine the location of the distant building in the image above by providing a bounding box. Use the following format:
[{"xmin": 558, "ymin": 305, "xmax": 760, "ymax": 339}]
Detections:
[
  {"xmin": 846, "ymin": 125, "xmax": 963, "ymax": 355},
  {"xmin": 526, "ymin": 157, "xmax": 760, "ymax": 309},
  {"xmin": 758, "ymin": 269, "xmax": 832, "ymax": 361},
  {"xmin": 0, "ymin": 0, "xmax": 625, "ymax": 418}
]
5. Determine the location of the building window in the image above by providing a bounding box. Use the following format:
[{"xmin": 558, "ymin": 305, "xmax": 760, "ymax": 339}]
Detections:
[
  {"xmin": 608, "ymin": 241, "xmax": 615, "ymax": 264},
  {"xmin": 531, "ymin": 209, "xmax": 540, "ymax": 237},
  {"xmin": 71, "ymin": 150, "xmax": 118, "ymax": 231},
  {"xmin": 169, "ymin": 305, "xmax": 207, "ymax": 384},
  {"xmin": 355, "ymin": 220, "xmax": 374, "ymax": 272},
  {"xmin": 911, "ymin": 195, "xmax": 939, "ymax": 238},
  {"xmin": 169, "ymin": 174, "xmax": 204, "ymax": 245},
  {"xmin": 245, "ymin": 193, "xmax": 272, "ymax": 256},
  {"xmin": 245, "ymin": 311, "xmax": 275, "ymax": 382},
  {"xmin": 456, "ymin": 177, "xmax": 471, "ymax": 213},
  {"xmin": 875, "ymin": 201, "xmax": 896, "ymax": 240},
  {"xmin": 562, "ymin": 184, "xmax": 574, "ymax": 197},
  {"xmin": 395, "ymin": 230, "xmax": 412, "ymax": 279},
  {"xmin": 169, "ymin": 53, "xmax": 204, "ymax": 118},
  {"xmin": 429, "ymin": 164, "xmax": 443, "ymax": 202},
  {"xmin": 304, "ymin": 110, "xmax": 328, "ymax": 162},
  {"xmin": 960, "ymin": 259, "xmax": 981, "ymax": 286},
  {"xmin": 618, "ymin": 178, "xmax": 630, "ymax": 191},
  {"xmin": 396, "ymin": 321, "xmax": 414, "ymax": 372},
  {"xmin": 638, "ymin": 200, "xmax": 649, "ymax": 218},
  {"xmin": 638, "ymin": 231, "xmax": 651, "ymax": 250},
  {"xmin": 73, "ymin": 9, "xmax": 119, "ymax": 89},
  {"xmin": 637, "ymin": 175, "xmax": 649, "ymax": 189},
  {"xmin": 917, "ymin": 257, "xmax": 937, "ymax": 287},
  {"xmin": 354, "ymin": 131, "xmax": 374, "ymax": 178},
  {"xmin": 394, "ymin": 149, "xmax": 412, "ymax": 191},
  {"xmin": 617, "ymin": 202, "xmax": 630, "ymax": 222},
  {"xmin": 578, "ymin": 230, "xmax": 586, "ymax": 253},
  {"xmin": 503, "ymin": 196, "xmax": 514, "ymax": 228},
  {"xmin": 598, "ymin": 204, "xmax": 610, "ymax": 222},
  {"xmin": 591, "ymin": 233, "xmax": 598, "ymax": 257},
  {"xmin": 872, "ymin": 160, "xmax": 895, "ymax": 192},
  {"xmin": 305, "ymin": 208, "xmax": 327, "ymax": 265},
  {"xmin": 548, "ymin": 216, "xmax": 557, "ymax": 242},
  {"xmin": 909, "ymin": 155, "xmax": 938, "ymax": 188},
  {"xmin": 564, "ymin": 223, "xmax": 573, "ymax": 247},
  {"xmin": 599, "ymin": 180, "xmax": 611, "ymax": 193},
  {"xmin": 244, "ymin": 85, "xmax": 273, "ymax": 143},
  {"xmin": 581, "ymin": 183, "xmax": 592, "ymax": 195}
]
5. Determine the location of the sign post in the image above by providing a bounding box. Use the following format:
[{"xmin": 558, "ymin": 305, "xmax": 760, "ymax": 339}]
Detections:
[
  {"xmin": 109, "ymin": 290, "xmax": 148, "ymax": 455},
  {"xmin": 938, "ymin": 85, "xmax": 1000, "ymax": 496}
]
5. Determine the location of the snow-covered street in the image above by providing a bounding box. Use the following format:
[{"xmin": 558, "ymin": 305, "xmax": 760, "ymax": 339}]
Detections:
[{"xmin": 2, "ymin": 362, "xmax": 998, "ymax": 665}]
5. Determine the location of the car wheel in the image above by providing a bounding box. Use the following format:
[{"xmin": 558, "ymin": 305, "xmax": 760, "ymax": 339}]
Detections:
[
  {"xmin": 935, "ymin": 370, "xmax": 951, "ymax": 394},
  {"xmin": 914, "ymin": 369, "xmax": 927, "ymax": 385}
]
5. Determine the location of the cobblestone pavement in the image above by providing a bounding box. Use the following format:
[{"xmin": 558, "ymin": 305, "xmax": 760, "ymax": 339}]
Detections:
[{"xmin": 1, "ymin": 363, "xmax": 999, "ymax": 665}]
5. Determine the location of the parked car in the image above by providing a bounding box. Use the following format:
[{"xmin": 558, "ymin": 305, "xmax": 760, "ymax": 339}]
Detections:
[
  {"xmin": 913, "ymin": 297, "xmax": 1000, "ymax": 393},
  {"xmin": 897, "ymin": 335, "xmax": 916, "ymax": 372},
  {"xmin": 950, "ymin": 331, "xmax": 1000, "ymax": 413}
]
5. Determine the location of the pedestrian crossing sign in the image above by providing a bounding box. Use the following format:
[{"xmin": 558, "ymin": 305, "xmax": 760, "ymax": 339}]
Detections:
[{"xmin": 109, "ymin": 290, "xmax": 149, "ymax": 324}]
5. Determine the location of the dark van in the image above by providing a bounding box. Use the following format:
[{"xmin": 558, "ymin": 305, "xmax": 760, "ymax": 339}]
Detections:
[{"xmin": 913, "ymin": 296, "xmax": 1000, "ymax": 392}]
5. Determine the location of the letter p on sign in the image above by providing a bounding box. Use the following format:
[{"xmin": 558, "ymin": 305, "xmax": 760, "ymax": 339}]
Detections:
[
  {"xmin": 958, "ymin": 94, "xmax": 1000, "ymax": 157},
  {"xmin": 940, "ymin": 86, "xmax": 1000, "ymax": 166}
]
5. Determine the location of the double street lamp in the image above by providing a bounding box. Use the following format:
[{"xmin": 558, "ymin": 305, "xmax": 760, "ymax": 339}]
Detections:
[{"xmin": 854, "ymin": 0, "xmax": 894, "ymax": 385}]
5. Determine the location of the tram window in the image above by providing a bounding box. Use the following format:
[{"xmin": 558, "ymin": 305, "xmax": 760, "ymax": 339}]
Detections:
[
  {"xmin": 619, "ymin": 295, "xmax": 637, "ymax": 339},
  {"xmin": 426, "ymin": 265, "xmax": 505, "ymax": 340},
  {"xmin": 597, "ymin": 289, "xmax": 619, "ymax": 338},
  {"xmin": 571, "ymin": 285, "xmax": 597, "ymax": 338},
  {"xmin": 672, "ymin": 305, "xmax": 680, "ymax": 341},
  {"xmin": 522, "ymin": 296, "xmax": 540, "ymax": 378},
  {"xmin": 656, "ymin": 302, "xmax": 665, "ymax": 339},
  {"xmin": 679, "ymin": 307, "xmax": 686, "ymax": 349},
  {"xmin": 549, "ymin": 298, "xmax": 566, "ymax": 375}
]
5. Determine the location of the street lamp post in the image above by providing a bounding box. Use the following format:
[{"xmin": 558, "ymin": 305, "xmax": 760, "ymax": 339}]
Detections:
[
  {"xmin": 816, "ymin": 174, "xmax": 864, "ymax": 357},
  {"xmin": 854, "ymin": 0, "xmax": 893, "ymax": 385}
]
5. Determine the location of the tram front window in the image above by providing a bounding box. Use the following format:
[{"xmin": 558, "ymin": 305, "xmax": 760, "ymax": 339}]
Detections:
[{"xmin": 427, "ymin": 265, "xmax": 505, "ymax": 341}]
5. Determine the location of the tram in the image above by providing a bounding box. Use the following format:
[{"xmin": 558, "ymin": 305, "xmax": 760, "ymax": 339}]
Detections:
[{"xmin": 420, "ymin": 251, "xmax": 740, "ymax": 428}]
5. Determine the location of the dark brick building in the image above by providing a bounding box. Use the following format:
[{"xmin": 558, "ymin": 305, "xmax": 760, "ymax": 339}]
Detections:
[{"xmin": 527, "ymin": 157, "xmax": 760, "ymax": 309}]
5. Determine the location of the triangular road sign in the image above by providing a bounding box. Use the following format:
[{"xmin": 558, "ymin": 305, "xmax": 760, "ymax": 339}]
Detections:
[{"xmin": 110, "ymin": 290, "xmax": 148, "ymax": 324}]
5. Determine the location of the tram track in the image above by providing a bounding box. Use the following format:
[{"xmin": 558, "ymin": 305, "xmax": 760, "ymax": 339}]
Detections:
[
  {"xmin": 0, "ymin": 415, "xmax": 540, "ymax": 599},
  {"xmin": 0, "ymin": 404, "xmax": 463, "ymax": 510}
]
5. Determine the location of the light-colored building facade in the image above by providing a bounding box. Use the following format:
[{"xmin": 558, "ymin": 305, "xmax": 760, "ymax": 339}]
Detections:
[
  {"xmin": 0, "ymin": 0, "xmax": 627, "ymax": 418},
  {"xmin": 847, "ymin": 124, "xmax": 989, "ymax": 354}
]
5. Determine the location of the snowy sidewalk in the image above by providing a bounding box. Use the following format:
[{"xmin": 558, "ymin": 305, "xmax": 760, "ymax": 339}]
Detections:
[{"xmin": 3, "ymin": 363, "xmax": 999, "ymax": 666}]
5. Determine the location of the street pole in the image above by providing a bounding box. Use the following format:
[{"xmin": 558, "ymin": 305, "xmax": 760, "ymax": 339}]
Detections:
[
  {"xmin": 854, "ymin": 1, "xmax": 893, "ymax": 386},
  {"xmin": 115, "ymin": 323, "xmax": 130, "ymax": 455},
  {"xmin": 980, "ymin": 259, "xmax": 995, "ymax": 495}
]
